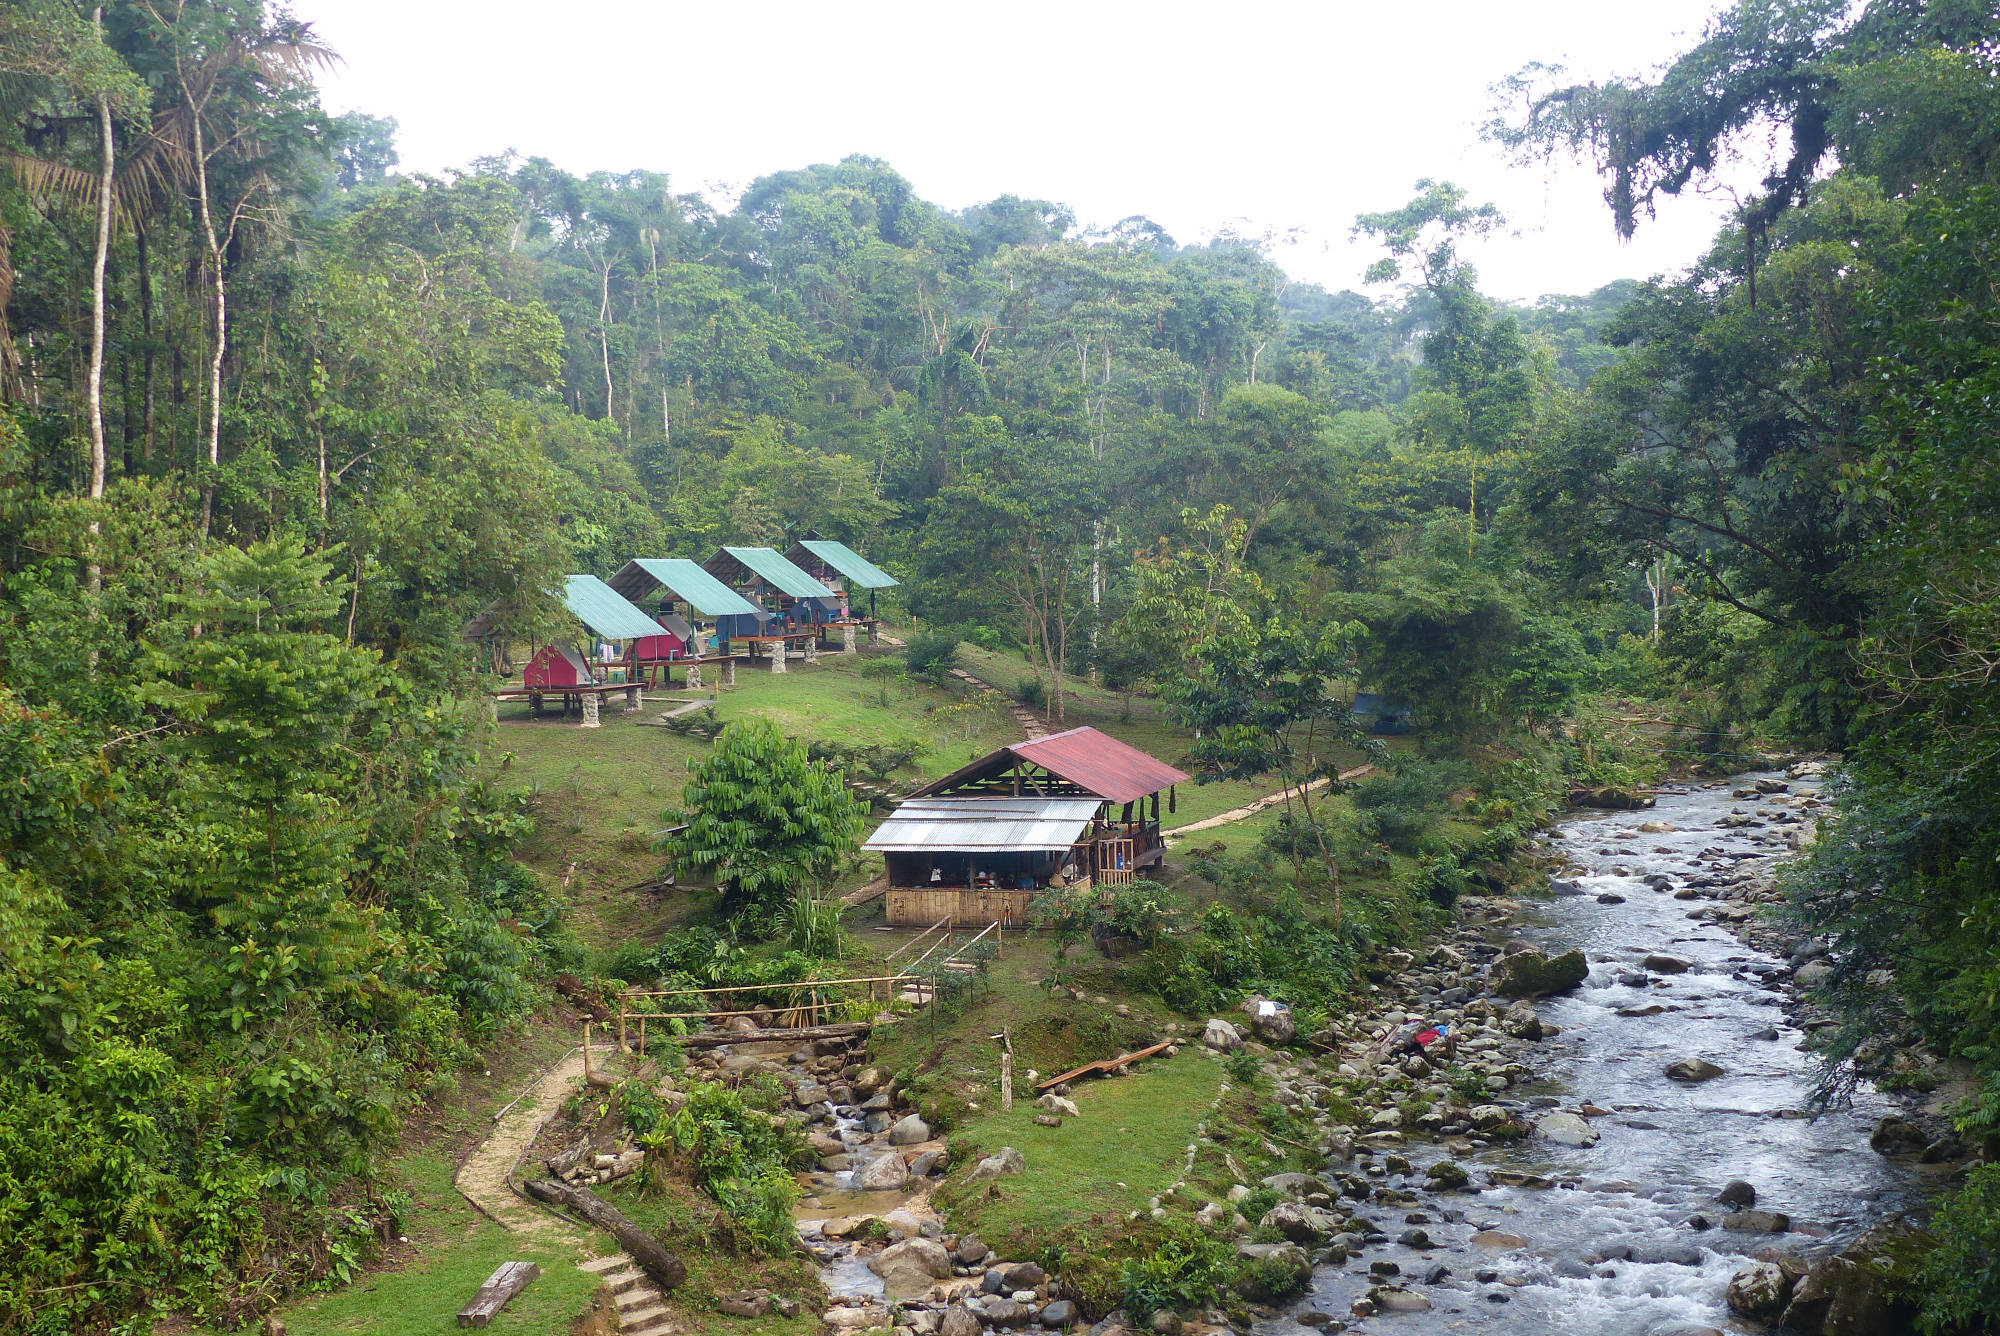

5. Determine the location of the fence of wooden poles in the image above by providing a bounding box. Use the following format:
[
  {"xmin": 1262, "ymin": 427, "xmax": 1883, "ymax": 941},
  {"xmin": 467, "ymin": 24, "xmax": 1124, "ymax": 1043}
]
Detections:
[{"xmin": 578, "ymin": 921, "xmax": 1006, "ymax": 1074}]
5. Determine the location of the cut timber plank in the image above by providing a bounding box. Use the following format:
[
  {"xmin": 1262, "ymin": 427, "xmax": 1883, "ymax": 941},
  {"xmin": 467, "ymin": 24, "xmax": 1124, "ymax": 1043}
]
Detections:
[
  {"xmin": 1035, "ymin": 1040, "xmax": 1174, "ymax": 1093},
  {"xmin": 458, "ymin": 1260, "xmax": 539, "ymax": 1328}
]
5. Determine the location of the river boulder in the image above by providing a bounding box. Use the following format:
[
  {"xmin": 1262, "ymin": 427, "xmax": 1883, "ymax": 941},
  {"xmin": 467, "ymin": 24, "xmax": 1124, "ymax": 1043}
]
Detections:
[
  {"xmin": 1203, "ymin": 1018, "xmax": 1244, "ymax": 1051},
  {"xmin": 1781, "ymin": 1222, "xmax": 1921, "ymax": 1334},
  {"xmin": 1666, "ymin": 1058, "xmax": 1725, "ymax": 1082},
  {"xmin": 1260, "ymin": 1201, "xmax": 1341, "ymax": 1243},
  {"xmin": 853, "ymin": 1152, "xmax": 909, "ymax": 1191},
  {"xmin": 1235, "ymin": 1242, "xmax": 1312, "ymax": 1301},
  {"xmin": 1726, "ymin": 1262, "xmax": 1797, "ymax": 1319},
  {"xmin": 1490, "ymin": 948, "xmax": 1590, "ymax": 998},
  {"xmin": 1536, "ymin": 1111, "xmax": 1600, "ymax": 1147},
  {"xmin": 888, "ymin": 1113, "xmax": 932, "ymax": 1145}
]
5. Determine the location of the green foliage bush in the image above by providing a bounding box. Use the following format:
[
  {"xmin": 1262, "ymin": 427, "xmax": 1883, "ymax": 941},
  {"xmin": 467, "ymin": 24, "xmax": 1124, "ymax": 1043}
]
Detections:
[
  {"xmin": 1351, "ymin": 758, "xmax": 1471, "ymax": 854},
  {"xmin": 655, "ymin": 1079, "xmax": 807, "ymax": 1253},
  {"xmin": 1015, "ymin": 675, "xmax": 1047, "ymax": 708},
  {"xmin": 1119, "ymin": 1217, "xmax": 1239, "ymax": 1322},
  {"xmin": 1914, "ymin": 1164, "xmax": 2000, "ymax": 1333},
  {"xmin": 904, "ymin": 631, "xmax": 961, "ymax": 684}
]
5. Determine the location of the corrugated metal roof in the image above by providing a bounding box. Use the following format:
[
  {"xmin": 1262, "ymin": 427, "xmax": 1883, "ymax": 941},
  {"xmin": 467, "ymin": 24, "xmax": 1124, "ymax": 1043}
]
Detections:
[
  {"xmin": 864, "ymin": 796, "xmax": 1100, "ymax": 853},
  {"xmin": 797, "ymin": 538, "xmax": 899, "ymax": 589},
  {"xmin": 716, "ymin": 546, "xmax": 834, "ymax": 599},
  {"xmin": 609, "ymin": 559, "xmax": 760, "ymax": 617},
  {"xmin": 563, "ymin": 575, "xmax": 670, "ymax": 640},
  {"xmin": 659, "ymin": 612, "xmax": 695, "ymax": 642},
  {"xmin": 910, "ymin": 726, "xmax": 1192, "ymax": 806}
]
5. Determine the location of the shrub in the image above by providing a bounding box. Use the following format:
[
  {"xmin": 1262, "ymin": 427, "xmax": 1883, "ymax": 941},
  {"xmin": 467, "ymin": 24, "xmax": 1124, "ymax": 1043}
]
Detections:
[
  {"xmin": 905, "ymin": 631, "xmax": 960, "ymax": 684},
  {"xmin": 1016, "ymin": 675, "xmax": 1047, "ymax": 708},
  {"xmin": 1120, "ymin": 1217, "xmax": 1239, "ymax": 1322},
  {"xmin": 1351, "ymin": 758, "xmax": 1471, "ymax": 853},
  {"xmin": 1915, "ymin": 1163, "xmax": 2000, "ymax": 1332}
]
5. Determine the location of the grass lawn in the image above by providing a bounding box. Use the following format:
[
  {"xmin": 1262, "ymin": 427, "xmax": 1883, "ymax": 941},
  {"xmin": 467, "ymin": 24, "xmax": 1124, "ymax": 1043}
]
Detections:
[
  {"xmin": 933, "ymin": 1049, "xmax": 1227, "ymax": 1256},
  {"xmin": 486, "ymin": 649, "xmax": 1022, "ymax": 950},
  {"xmin": 195, "ymin": 1153, "xmax": 599, "ymax": 1336}
]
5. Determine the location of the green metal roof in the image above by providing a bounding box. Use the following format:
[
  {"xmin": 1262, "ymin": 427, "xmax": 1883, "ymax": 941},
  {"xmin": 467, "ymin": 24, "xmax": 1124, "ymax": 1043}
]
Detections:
[
  {"xmin": 563, "ymin": 575, "xmax": 668, "ymax": 641},
  {"xmin": 798, "ymin": 538, "xmax": 899, "ymax": 589},
  {"xmin": 610, "ymin": 559, "xmax": 759, "ymax": 617},
  {"xmin": 716, "ymin": 546, "xmax": 834, "ymax": 600}
]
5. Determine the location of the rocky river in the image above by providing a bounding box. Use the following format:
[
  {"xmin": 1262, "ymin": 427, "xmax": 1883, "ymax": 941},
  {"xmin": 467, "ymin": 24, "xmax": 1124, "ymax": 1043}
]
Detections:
[{"xmin": 773, "ymin": 769, "xmax": 1941, "ymax": 1336}]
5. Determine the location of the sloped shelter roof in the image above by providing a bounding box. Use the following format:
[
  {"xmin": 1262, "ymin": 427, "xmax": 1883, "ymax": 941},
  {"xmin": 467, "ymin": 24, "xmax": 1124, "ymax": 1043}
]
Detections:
[
  {"xmin": 563, "ymin": 575, "xmax": 668, "ymax": 640},
  {"xmin": 794, "ymin": 538, "xmax": 899, "ymax": 589},
  {"xmin": 863, "ymin": 796, "xmax": 1101, "ymax": 854},
  {"xmin": 705, "ymin": 546, "xmax": 834, "ymax": 600},
  {"xmin": 608, "ymin": 559, "xmax": 760, "ymax": 617},
  {"xmin": 911, "ymin": 726, "xmax": 1191, "ymax": 807}
]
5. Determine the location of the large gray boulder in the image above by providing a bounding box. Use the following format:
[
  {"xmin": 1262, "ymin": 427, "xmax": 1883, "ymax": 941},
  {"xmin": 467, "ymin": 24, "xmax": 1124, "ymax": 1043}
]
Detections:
[
  {"xmin": 852, "ymin": 1152, "xmax": 909, "ymax": 1191},
  {"xmin": 1259, "ymin": 1201, "xmax": 1340, "ymax": 1243},
  {"xmin": 1241, "ymin": 998, "xmax": 1296, "ymax": 1044},
  {"xmin": 1536, "ymin": 1112, "xmax": 1600, "ymax": 1147},
  {"xmin": 1727, "ymin": 1263, "xmax": 1794, "ymax": 1318},
  {"xmin": 870, "ymin": 1237, "xmax": 953, "ymax": 1298},
  {"xmin": 968, "ymin": 1146, "xmax": 1025, "ymax": 1182},
  {"xmin": 1202, "ymin": 1018, "xmax": 1244, "ymax": 1051},
  {"xmin": 888, "ymin": 1113, "xmax": 932, "ymax": 1145},
  {"xmin": 1490, "ymin": 948, "xmax": 1590, "ymax": 998},
  {"xmin": 1233, "ymin": 1242, "xmax": 1311, "ymax": 1301},
  {"xmin": 1666, "ymin": 1058, "xmax": 1725, "ymax": 1082}
]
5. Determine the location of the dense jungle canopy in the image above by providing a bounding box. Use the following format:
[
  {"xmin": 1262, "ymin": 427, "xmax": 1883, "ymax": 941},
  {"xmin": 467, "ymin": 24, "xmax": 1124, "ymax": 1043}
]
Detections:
[{"xmin": 1, "ymin": 0, "xmax": 1997, "ymax": 1329}]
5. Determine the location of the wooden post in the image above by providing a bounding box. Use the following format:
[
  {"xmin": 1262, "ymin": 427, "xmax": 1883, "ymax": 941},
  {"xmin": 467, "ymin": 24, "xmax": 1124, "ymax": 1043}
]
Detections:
[
  {"xmin": 618, "ymin": 1007, "xmax": 627, "ymax": 1053},
  {"xmin": 1001, "ymin": 1051, "xmax": 1013, "ymax": 1111},
  {"xmin": 583, "ymin": 1022, "xmax": 593, "ymax": 1082},
  {"xmin": 638, "ymin": 1016, "xmax": 646, "ymax": 1058}
]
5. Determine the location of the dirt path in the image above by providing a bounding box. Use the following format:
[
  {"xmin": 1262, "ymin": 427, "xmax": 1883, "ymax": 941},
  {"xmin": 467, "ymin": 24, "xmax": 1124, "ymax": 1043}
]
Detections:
[
  {"xmin": 1163, "ymin": 764, "xmax": 1376, "ymax": 842},
  {"xmin": 454, "ymin": 1046, "xmax": 600, "ymax": 1244}
]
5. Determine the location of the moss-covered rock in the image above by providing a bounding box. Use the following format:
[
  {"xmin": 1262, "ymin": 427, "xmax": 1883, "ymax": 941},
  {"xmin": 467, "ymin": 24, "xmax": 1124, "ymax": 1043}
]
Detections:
[{"xmin": 1489, "ymin": 949, "xmax": 1589, "ymax": 998}]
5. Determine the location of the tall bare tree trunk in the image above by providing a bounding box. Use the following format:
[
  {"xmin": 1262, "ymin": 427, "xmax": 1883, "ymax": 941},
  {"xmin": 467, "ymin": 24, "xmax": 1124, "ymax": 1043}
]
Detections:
[
  {"xmin": 85, "ymin": 11, "xmax": 113, "ymax": 667},
  {"xmin": 192, "ymin": 109, "xmax": 224, "ymax": 537},
  {"xmin": 598, "ymin": 263, "xmax": 616, "ymax": 423},
  {"xmin": 87, "ymin": 80, "xmax": 112, "ymax": 504},
  {"xmin": 137, "ymin": 221, "xmax": 154, "ymax": 460}
]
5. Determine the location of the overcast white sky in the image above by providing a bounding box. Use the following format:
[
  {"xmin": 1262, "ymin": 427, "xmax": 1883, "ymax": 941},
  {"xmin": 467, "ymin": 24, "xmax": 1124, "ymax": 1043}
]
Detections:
[{"xmin": 298, "ymin": 0, "xmax": 1751, "ymax": 302}]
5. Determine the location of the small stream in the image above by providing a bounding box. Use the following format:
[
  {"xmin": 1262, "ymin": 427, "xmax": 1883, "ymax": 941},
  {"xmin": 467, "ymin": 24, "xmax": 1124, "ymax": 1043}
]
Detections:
[{"xmin": 1277, "ymin": 772, "xmax": 1926, "ymax": 1334}]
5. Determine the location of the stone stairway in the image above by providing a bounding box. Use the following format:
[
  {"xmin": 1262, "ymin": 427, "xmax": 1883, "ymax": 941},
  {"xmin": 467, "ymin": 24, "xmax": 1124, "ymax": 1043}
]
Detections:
[
  {"xmin": 946, "ymin": 667, "xmax": 1048, "ymax": 738},
  {"xmin": 580, "ymin": 1253, "xmax": 675, "ymax": 1335}
]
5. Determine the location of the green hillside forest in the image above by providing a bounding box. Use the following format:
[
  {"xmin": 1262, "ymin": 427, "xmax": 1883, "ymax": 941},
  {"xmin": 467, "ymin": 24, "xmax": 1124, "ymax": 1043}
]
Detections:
[{"xmin": 3, "ymin": 0, "xmax": 1999, "ymax": 1330}]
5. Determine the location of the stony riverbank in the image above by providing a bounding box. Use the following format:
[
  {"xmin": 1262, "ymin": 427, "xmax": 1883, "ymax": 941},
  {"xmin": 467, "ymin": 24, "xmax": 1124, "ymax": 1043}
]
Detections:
[{"xmin": 575, "ymin": 767, "xmax": 1961, "ymax": 1336}]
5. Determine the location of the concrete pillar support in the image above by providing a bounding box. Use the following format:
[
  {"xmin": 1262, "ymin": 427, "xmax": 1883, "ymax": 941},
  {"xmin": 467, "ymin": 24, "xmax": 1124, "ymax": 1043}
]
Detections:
[
  {"xmin": 843, "ymin": 623, "xmax": 858, "ymax": 654},
  {"xmin": 685, "ymin": 662, "xmax": 703, "ymax": 691},
  {"xmin": 580, "ymin": 691, "xmax": 600, "ymax": 729},
  {"xmin": 720, "ymin": 657, "xmax": 737, "ymax": 687}
]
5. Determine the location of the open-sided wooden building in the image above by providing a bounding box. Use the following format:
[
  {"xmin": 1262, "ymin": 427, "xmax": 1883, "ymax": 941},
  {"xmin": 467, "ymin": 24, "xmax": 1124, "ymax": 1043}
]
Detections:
[
  {"xmin": 785, "ymin": 532, "xmax": 898, "ymax": 623},
  {"xmin": 702, "ymin": 546, "xmax": 837, "ymax": 631},
  {"xmin": 866, "ymin": 727, "xmax": 1191, "ymax": 926},
  {"xmin": 606, "ymin": 557, "xmax": 765, "ymax": 665}
]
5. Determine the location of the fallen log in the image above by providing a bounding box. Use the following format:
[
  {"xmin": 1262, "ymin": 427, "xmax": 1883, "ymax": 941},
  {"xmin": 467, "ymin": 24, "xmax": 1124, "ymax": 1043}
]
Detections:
[
  {"xmin": 458, "ymin": 1260, "xmax": 538, "ymax": 1328},
  {"xmin": 524, "ymin": 1180, "xmax": 686, "ymax": 1290},
  {"xmin": 674, "ymin": 1022, "xmax": 873, "ymax": 1049}
]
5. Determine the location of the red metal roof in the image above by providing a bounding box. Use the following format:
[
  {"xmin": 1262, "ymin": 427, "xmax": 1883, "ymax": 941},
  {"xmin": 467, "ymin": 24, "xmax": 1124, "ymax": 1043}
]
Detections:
[
  {"xmin": 912, "ymin": 725, "xmax": 1189, "ymax": 805},
  {"xmin": 1008, "ymin": 727, "xmax": 1190, "ymax": 805}
]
